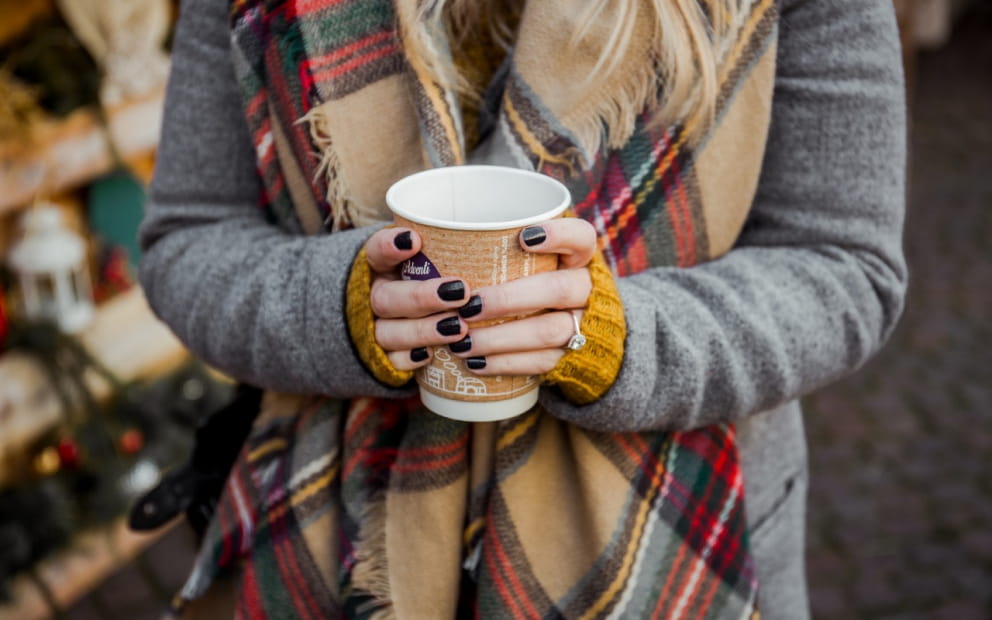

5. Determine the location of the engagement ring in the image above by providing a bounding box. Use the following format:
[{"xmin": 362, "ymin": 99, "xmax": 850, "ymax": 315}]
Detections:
[{"xmin": 566, "ymin": 311, "xmax": 587, "ymax": 351}]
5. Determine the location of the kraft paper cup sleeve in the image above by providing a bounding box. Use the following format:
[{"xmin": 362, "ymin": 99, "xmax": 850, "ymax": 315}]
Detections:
[{"xmin": 387, "ymin": 166, "xmax": 571, "ymax": 421}]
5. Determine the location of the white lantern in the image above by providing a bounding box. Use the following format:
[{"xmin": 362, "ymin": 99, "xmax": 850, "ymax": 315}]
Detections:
[{"xmin": 6, "ymin": 205, "xmax": 95, "ymax": 333}]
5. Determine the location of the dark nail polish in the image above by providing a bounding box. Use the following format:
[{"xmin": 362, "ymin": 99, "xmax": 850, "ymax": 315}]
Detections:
[
  {"xmin": 436, "ymin": 316, "xmax": 461, "ymax": 336},
  {"xmin": 521, "ymin": 226, "xmax": 547, "ymax": 247},
  {"xmin": 410, "ymin": 347, "xmax": 429, "ymax": 362},
  {"xmin": 394, "ymin": 231, "xmax": 412, "ymax": 250},
  {"xmin": 437, "ymin": 280, "xmax": 466, "ymax": 302},
  {"xmin": 449, "ymin": 335, "xmax": 472, "ymax": 353},
  {"xmin": 466, "ymin": 357, "xmax": 487, "ymax": 370},
  {"xmin": 458, "ymin": 295, "xmax": 483, "ymax": 318}
]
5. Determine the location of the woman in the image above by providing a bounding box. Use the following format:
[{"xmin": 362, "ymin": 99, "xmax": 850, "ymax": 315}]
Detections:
[{"xmin": 140, "ymin": 0, "xmax": 906, "ymax": 617}]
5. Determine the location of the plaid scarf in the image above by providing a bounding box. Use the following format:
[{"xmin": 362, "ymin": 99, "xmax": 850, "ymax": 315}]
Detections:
[{"xmin": 176, "ymin": 1, "xmax": 779, "ymax": 617}]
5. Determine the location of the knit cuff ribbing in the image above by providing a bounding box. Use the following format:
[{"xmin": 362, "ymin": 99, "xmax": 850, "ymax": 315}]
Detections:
[
  {"xmin": 542, "ymin": 252, "xmax": 626, "ymax": 405},
  {"xmin": 345, "ymin": 246, "xmax": 415, "ymax": 388}
]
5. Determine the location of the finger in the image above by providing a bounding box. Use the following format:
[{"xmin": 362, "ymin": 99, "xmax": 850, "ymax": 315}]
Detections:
[
  {"xmin": 366, "ymin": 228, "xmax": 422, "ymax": 274},
  {"xmin": 459, "ymin": 269, "xmax": 591, "ymax": 322},
  {"xmin": 519, "ymin": 218, "xmax": 598, "ymax": 269},
  {"xmin": 375, "ymin": 314, "xmax": 467, "ymax": 351},
  {"xmin": 387, "ymin": 347, "xmax": 433, "ymax": 371},
  {"xmin": 462, "ymin": 349, "xmax": 565, "ymax": 377},
  {"xmin": 371, "ymin": 277, "xmax": 471, "ymax": 319},
  {"xmin": 447, "ymin": 311, "xmax": 576, "ymax": 357}
]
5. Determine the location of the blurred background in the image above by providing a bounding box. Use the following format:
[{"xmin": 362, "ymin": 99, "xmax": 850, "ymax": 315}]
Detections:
[{"xmin": 0, "ymin": 0, "xmax": 988, "ymax": 618}]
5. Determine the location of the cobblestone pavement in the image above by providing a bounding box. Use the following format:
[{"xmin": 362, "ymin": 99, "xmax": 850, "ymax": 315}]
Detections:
[
  {"xmin": 802, "ymin": 5, "xmax": 992, "ymax": 620},
  {"xmin": 65, "ymin": 525, "xmax": 198, "ymax": 620}
]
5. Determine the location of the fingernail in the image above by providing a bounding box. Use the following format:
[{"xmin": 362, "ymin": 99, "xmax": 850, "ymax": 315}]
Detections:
[
  {"xmin": 458, "ymin": 295, "xmax": 482, "ymax": 318},
  {"xmin": 410, "ymin": 347, "xmax": 429, "ymax": 362},
  {"xmin": 394, "ymin": 231, "xmax": 412, "ymax": 250},
  {"xmin": 521, "ymin": 226, "xmax": 546, "ymax": 247},
  {"xmin": 449, "ymin": 335, "xmax": 472, "ymax": 353},
  {"xmin": 466, "ymin": 357, "xmax": 486, "ymax": 370},
  {"xmin": 437, "ymin": 280, "xmax": 466, "ymax": 302},
  {"xmin": 436, "ymin": 316, "xmax": 461, "ymax": 336}
]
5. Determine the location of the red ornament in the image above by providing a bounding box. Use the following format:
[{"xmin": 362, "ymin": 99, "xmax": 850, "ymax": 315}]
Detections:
[
  {"xmin": 56, "ymin": 438, "xmax": 81, "ymax": 469},
  {"xmin": 119, "ymin": 429, "xmax": 144, "ymax": 455}
]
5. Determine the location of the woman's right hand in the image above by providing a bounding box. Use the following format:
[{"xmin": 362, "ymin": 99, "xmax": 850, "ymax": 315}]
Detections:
[{"xmin": 365, "ymin": 227, "xmax": 471, "ymax": 371}]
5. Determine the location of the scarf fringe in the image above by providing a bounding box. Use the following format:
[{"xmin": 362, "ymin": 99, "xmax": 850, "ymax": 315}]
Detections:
[
  {"xmin": 299, "ymin": 103, "xmax": 358, "ymax": 232},
  {"xmin": 563, "ymin": 0, "xmax": 753, "ymax": 155},
  {"xmin": 349, "ymin": 496, "xmax": 396, "ymax": 619},
  {"xmin": 571, "ymin": 56, "xmax": 664, "ymax": 157}
]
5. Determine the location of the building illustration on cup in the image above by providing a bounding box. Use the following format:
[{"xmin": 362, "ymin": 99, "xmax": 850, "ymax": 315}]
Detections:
[
  {"xmin": 427, "ymin": 350, "xmax": 487, "ymax": 395},
  {"xmin": 426, "ymin": 349, "xmax": 537, "ymax": 398}
]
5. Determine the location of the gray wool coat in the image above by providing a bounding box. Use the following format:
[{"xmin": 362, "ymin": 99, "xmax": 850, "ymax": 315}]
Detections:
[{"xmin": 139, "ymin": 0, "xmax": 907, "ymax": 617}]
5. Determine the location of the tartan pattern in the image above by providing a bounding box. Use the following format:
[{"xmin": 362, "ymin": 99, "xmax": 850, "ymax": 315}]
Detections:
[
  {"xmin": 179, "ymin": 400, "xmax": 756, "ymax": 619},
  {"xmin": 567, "ymin": 120, "xmax": 711, "ymax": 276},
  {"xmin": 229, "ymin": 0, "xmax": 406, "ymax": 229},
  {"xmin": 469, "ymin": 420, "xmax": 755, "ymax": 619},
  {"xmin": 174, "ymin": 1, "xmax": 781, "ymax": 617}
]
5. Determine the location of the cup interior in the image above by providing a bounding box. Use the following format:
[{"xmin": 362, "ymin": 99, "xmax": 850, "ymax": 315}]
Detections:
[{"xmin": 386, "ymin": 166, "xmax": 570, "ymax": 230}]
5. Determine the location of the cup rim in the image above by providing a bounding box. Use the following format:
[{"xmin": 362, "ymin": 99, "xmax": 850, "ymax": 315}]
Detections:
[{"xmin": 386, "ymin": 165, "xmax": 572, "ymax": 230}]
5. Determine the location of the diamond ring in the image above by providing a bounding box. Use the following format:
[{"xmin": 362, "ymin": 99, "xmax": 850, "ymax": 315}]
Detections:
[{"xmin": 565, "ymin": 311, "xmax": 587, "ymax": 351}]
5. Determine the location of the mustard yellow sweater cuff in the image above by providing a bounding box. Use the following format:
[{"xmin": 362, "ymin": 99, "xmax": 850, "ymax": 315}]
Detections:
[
  {"xmin": 542, "ymin": 252, "xmax": 626, "ymax": 405},
  {"xmin": 345, "ymin": 246, "xmax": 415, "ymax": 388}
]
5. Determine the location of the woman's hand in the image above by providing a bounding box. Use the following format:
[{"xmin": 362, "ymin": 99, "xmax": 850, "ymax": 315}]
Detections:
[
  {"xmin": 364, "ymin": 228, "xmax": 472, "ymax": 371},
  {"xmin": 449, "ymin": 217, "xmax": 596, "ymax": 376}
]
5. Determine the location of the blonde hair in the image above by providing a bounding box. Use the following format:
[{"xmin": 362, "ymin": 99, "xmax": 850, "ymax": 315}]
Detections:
[{"xmin": 408, "ymin": 0, "xmax": 743, "ymax": 143}]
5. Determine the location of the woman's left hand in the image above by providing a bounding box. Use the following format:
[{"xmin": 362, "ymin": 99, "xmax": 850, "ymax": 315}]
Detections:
[{"xmin": 450, "ymin": 217, "xmax": 597, "ymax": 376}]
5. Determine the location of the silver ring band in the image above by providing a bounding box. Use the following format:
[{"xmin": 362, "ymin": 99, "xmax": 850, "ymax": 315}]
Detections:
[{"xmin": 565, "ymin": 311, "xmax": 587, "ymax": 351}]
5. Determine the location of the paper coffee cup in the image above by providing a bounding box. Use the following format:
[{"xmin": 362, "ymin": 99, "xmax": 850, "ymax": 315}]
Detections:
[{"xmin": 385, "ymin": 165, "xmax": 571, "ymax": 422}]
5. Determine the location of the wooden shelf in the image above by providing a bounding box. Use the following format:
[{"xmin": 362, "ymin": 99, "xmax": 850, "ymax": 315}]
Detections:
[
  {"xmin": 0, "ymin": 88, "xmax": 165, "ymax": 215},
  {"xmin": 0, "ymin": 286, "xmax": 188, "ymax": 486},
  {"xmin": 0, "ymin": 517, "xmax": 178, "ymax": 620}
]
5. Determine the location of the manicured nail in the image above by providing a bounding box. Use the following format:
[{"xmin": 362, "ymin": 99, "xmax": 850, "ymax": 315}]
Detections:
[
  {"xmin": 437, "ymin": 280, "xmax": 466, "ymax": 302},
  {"xmin": 521, "ymin": 226, "xmax": 546, "ymax": 247},
  {"xmin": 449, "ymin": 335, "xmax": 472, "ymax": 353},
  {"xmin": 410, "ymin": 347, "xmax": 429, "ymax": 362},
  {"xmin": 394, "ymin": 231, "xmax": 412, "ymax": 250},
  {"xmin": 458, "ymin": 295, "xmax": 482, "ymax": 318},
  {"xmin": 466, "ymin": 357, "xmax": 487, "ymax": 370},
  {"xmin": 436, "ymin": 316, "xmax": 461, "ymax": 336}
]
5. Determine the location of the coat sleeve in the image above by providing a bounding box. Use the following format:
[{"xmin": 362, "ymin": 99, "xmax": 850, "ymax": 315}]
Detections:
[
  {"xmin": 139, "ymin": 0, "xmax": 406, "ymax": 398},
  {"xmin": 539, "ymin": 0, "xmax": 908, "ymax": 431}
]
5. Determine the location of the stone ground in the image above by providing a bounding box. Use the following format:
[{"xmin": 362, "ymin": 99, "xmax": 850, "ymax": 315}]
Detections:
[
  {"xmin": 59, "ymin": 6, "xmax": 992, "ymax": 620},
  {"xmin": 803, "ymin": 4, "xmax": 992, "ymax": 619}
]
